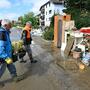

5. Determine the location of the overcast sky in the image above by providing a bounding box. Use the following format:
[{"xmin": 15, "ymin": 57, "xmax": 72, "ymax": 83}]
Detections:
[{"xmin": 0, "ymin": 0, "xmax": 49, "ymax": 20}]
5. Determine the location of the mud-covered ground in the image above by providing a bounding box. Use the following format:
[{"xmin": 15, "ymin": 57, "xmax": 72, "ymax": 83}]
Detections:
[{"xmin": 0, "ymin": 30, "xmax": 90, "ymax": 90}]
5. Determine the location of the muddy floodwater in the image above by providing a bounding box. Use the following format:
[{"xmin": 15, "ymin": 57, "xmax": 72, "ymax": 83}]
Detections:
[
  {"xmin": 1, "ymin": 29, "xmax": 90, "ymax": 90},
  {"xmin": 33, "ymin": 36, "xmax": 90, "ymax": 90}
]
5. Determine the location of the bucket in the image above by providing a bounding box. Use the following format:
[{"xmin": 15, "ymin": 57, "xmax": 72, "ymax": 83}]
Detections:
[{"xmin": 72, "ymin": 51, "xmax": 81, "ymax": 59}]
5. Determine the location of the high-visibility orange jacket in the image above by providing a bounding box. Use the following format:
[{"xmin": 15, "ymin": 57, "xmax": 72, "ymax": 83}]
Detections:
[
  {"xmin": 22, "ymin": 26, "xmax": 32, "ymax": 45},
  {"xmin": 23, "ymin": 26, "xmax": 32, "ymax": 39}
]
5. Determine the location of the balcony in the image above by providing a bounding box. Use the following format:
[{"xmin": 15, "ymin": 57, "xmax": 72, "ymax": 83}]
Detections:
[
  {"xmin": 40, "ymin": 15, "xmax": 45, "ymax": 20},
  {"xmin": 41, "ymin": 8, "xmax": 45, "ymax": 14},
  {"xmin": 41, "ymin": 21, "xmax": 45, "ymax": 26}
]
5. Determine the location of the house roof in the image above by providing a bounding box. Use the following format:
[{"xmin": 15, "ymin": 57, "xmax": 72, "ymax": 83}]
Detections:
[
  {"xmin": 51, "ymin": 0, "xmax": 64, "ymax": 4},
  {"xmin": 39, "ymin": 0, "xmax": 64, "ymax": 11},
  {"xmin": 39, "ymin": 1, "xmax": 50, "ymax": 11}
]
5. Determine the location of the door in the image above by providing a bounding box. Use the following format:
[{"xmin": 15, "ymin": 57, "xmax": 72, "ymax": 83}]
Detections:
[{"xmin": 57, "ymin": 20, "xmax": 62, "ymax": 48}]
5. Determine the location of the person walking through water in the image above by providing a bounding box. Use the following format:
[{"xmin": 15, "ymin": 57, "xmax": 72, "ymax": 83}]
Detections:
[
  {"xmin": 21, "ymin": 21, "xmax": 37, "ymax": 63},
  {"xmin": 0, "ymin": 19, "xmax": 24, "ymax": 88}
]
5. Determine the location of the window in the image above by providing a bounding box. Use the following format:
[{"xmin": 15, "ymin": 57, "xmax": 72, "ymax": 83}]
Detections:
[
  {"xmin": 49, "ymin": 17, "xmax": 51, "ymax": 21},
  {"xmin": 46, "ymin": 11, "xmax": 47, "ymax": 15},
  {"xmin": 46, "ymin": 5, "xmax": 47, "ymax": 8},
  {"xmin": 49, "ymin": 10, "xmax": 52, "ymax": 14},
  {"xmin": 46, "ymin": 18, "xmax": 47, "ymax": 21},
  {"xmin": 49, "ymin": 2, "xmax": 50, "ymax": 7},
  {"xmin": 57, "ymin": 9, "xmax": 59, "ymax": 14}
]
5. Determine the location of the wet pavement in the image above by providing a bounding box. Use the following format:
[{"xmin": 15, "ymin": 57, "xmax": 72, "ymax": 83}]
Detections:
[
  {"xmin": 33, "ymin": 36, "xmax": 90, "ymax": 90},
  {"xmin": 0, "ymin": 29, "xmax": 90, "ymax": 90}
]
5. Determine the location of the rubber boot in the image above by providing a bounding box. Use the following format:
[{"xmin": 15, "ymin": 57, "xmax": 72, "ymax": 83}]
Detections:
[
  {"xmin": 12, "ymin": 75, "xmax": 25, "ymax": 82},
  {"xmin": 20, "ymin": 58, "xmax": 27, "ymax": 63},
  {"xmin": 29, "ymin": 54, "xmax": 37, "ymax": 63}
]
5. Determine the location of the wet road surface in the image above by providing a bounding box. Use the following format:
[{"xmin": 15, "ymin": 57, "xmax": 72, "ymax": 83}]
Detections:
[{"xmin": 0, "ymin": 29, "xmax": 90, "ymax": 90}]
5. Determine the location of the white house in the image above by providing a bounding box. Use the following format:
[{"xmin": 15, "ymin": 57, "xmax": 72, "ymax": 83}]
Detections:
[{"xmin": 39, "ymin": 0, "xmax": 65, "ymax": 28}]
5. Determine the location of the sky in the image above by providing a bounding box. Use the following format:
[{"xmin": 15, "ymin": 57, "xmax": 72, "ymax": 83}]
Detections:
[{"xmin": 0, "ymin": 0, "xmax": 49, "ymax": 20}]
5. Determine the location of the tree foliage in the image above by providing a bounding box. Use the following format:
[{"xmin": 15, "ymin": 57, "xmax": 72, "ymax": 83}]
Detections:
[
  {"xmin": 43, "ymin": 14, "xmax": 56, "ymax": 40},
  {"xmin": 18, "ymin": 12, "xmax": 39, "ymax": 28},
  {"xmin": 43, "ymin": 27, "xmax": 54, "ymax": 40},
  {"xmin": 64, "ymin": 0, "xmax": 90, "ymax": 29}
]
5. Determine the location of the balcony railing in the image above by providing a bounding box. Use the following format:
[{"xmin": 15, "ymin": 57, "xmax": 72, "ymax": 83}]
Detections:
[
  {"xmin": 40, "ymin": 15, "xmax": 45, "ymax": 20},
  {"xmin": 41, "ymin": 21, "xmax": 45, "ymax": 26},
  {"xmin": 41, "ymin": 8, "xmax": 45, "ymax": 14}
]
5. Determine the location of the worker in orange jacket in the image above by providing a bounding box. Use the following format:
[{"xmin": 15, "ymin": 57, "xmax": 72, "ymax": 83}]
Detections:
[{"xmin": 21, "ymin": 21, "xmax": 37, "ymax": 63}]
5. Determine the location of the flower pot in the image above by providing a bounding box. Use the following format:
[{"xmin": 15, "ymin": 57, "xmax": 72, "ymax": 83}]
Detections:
[{"xmin": 72, "ymin": 51, "xmax": 81, "ymax": 59}]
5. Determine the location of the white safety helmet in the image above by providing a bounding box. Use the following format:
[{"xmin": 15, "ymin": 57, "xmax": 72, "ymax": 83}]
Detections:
[{"xmin": 1, "ymin": 19, "xmax": 11, "ymax": 26}]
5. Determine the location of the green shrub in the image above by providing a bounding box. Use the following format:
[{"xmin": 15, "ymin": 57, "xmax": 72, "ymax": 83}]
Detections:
[
  {"xmin": 43, "ymin": 27, "xmax": 54, "ymax": 40},
  {"xmin": 63, "ymin": 5, "xmax": 90, "ymax": 29},
  {"xmin": 75, "ymin": 15, "xmax": 90, "ymax": 29},
  {"xmin": 42, "ymin": 14, "xmax": 56, "ymax": 40}
]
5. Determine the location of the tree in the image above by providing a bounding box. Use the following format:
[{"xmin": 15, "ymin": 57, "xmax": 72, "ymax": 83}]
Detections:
[
  {"xmin": 64, "ymin": 0, "xmax": 90, "ymax": 29},
  {"xmin": 18, "ymin": 16, "xmax": 24, "ymax": 26},
  {"xmin": 50, "ymin": 14, "xmax": 59, "ymax": 28},
  {"xmin": 43, "ymin": 14, "xmax": 57, "ymax": 40},
  {"xmin": 18, "ymin": 12, "xmax": 39, "ymax": 28}
]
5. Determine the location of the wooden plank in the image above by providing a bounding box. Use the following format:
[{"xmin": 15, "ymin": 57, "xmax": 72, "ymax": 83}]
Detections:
[{"xmin": 64, "ymin": 37, "xmax": 75, "ymax": 56}]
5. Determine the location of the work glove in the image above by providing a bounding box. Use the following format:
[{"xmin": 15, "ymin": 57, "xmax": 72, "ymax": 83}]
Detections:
[{"xmin": 5, "ymin": 58, "xmax": 13, "ymax": 64}]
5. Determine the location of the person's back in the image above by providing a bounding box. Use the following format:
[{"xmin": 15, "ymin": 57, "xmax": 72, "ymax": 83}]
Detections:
[{"xmin": 0, "ymin": 27, "xmax": 12, "ymax": 59}]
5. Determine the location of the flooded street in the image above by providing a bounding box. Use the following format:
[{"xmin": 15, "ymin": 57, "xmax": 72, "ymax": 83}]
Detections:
[
  {"xmin": 1, "ymin": 29, "xmax": 90, "ymax": 90},
  {"xmin": 33, "ymin": 36, "xmax": 90, "ymax": 90},
  {"xmin": 0, "ymin": 0, "xmax": 90, "ymax": 89}
]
